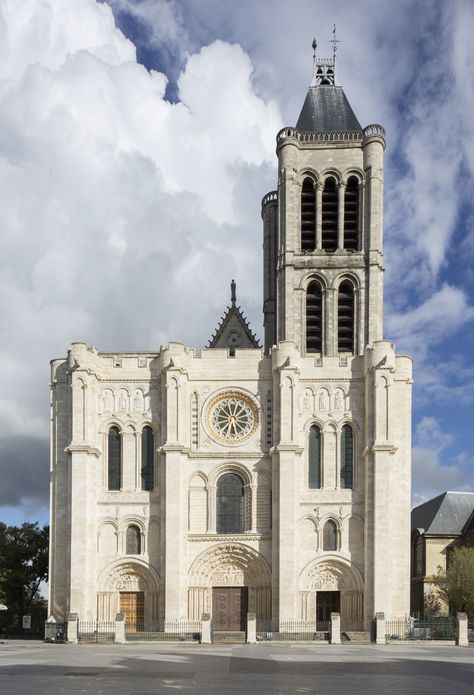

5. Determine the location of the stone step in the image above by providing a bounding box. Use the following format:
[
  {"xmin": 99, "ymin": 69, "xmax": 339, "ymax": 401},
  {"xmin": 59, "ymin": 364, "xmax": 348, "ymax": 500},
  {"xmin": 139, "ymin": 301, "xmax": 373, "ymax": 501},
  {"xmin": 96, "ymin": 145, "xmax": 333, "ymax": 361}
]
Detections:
[
  {"xmin": 343, "ymin": 631, "xmax": 371, "ymax": 642},
  {"xmin": 213, "ymin": 631, "xmax": 246, "ymax": 644}
]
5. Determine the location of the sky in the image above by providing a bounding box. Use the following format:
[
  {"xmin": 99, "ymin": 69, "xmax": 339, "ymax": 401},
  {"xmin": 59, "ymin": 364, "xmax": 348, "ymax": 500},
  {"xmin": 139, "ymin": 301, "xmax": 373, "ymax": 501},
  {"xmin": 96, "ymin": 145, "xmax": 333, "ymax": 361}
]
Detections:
[{"xmin": 0, "ymin": 0, "xmax": 473, "ymax": 528}]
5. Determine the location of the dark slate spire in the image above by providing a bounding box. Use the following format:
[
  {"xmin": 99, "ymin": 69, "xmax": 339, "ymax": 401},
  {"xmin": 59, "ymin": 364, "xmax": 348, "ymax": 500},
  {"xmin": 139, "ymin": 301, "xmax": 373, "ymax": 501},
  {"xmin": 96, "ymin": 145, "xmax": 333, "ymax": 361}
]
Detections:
[
  {"xmin": 296, "ymin": 32, "xmax": 362, "ymax": 133},
  {"xmin": 208, "ymin": 280, "xmax": 260, "ymax": 353}
]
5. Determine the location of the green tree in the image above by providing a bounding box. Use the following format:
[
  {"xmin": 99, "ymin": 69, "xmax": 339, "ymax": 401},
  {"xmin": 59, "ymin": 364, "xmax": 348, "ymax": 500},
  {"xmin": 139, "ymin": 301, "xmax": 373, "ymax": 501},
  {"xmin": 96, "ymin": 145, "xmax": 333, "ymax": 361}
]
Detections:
[
  {"xmin": 0, "ymin": 522, "xmax": 49, "ymax": 615},
  {"xmin": 435, "ymin": 547, "xmax": 474, "ymax": 616}
]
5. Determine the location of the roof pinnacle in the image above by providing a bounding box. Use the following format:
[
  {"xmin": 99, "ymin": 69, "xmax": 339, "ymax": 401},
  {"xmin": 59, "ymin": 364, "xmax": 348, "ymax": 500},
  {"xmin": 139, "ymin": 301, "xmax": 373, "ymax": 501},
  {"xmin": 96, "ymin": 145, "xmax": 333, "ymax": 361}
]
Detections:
[
  {"xmin": 231, "ymin": 279, "xmax": 236, "ymax": 305},
  {"xmin": 310, "ymin": 28, "xmax": 337, "ymax": 87}
]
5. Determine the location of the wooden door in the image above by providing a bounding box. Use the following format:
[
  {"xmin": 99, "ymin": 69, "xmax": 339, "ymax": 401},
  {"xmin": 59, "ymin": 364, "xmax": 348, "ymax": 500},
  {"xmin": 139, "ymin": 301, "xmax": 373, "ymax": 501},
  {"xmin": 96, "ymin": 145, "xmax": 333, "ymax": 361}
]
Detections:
[
  {"xmin": 212, "ymin": 587, "xmax": 248, "ymax": 631},
  {"xmin": 316, "ymin": 591, "xmax": 340, "ymax": 622},
  {"xmin": 120, "ymin": 591, "xmax": 145, "ymax": 631}
]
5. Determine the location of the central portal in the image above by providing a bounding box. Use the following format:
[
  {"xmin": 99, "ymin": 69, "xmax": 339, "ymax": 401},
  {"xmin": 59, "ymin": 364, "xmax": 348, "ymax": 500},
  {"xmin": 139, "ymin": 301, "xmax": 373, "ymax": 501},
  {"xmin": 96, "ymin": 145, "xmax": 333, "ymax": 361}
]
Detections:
[
  {"xmin": 316, "ymin": 591, "xmax": 340, "ymax": 622},
  {"xmin": 212, "ymin": 587, "xmax": 248, "ymax": 631}
]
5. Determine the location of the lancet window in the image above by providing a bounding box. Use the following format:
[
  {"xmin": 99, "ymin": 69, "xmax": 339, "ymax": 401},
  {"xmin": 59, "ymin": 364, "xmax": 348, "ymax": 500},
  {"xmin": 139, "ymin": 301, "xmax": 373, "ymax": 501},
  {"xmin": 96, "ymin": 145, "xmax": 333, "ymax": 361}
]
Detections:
[
  {"xmin": 306, "ymin": 280, "xmax": 323, "ymax": 353},
  {"xmin": 344, "ymin": 176, "xmax": 359, "ymax": 250},
  {"xmin": 323, "ymin": 520, "xmax": 338, "ymax": 551},
  {"xmin": 126, "ymin": 525, "xmax": 141, "ymax": 554},
  {"xmin": 340, "ymin": 424, "xmax": 354, "ymax": 489},
  {"xmin": 308, "ymin": 425, "xmax": 322, "ymax": 489},
  {"xmin": 301, "ymin": 177, "xmax": 316, "ymax": 251},
  {"xmin": 321, "ymin": 176, "xmax": 338, "ymax": 252},
  {"xmin": 338, "ymin": 281, "xmax": 355, "ymax": 352},
  {"xmin": 108, "ymin": 426, "xmax": 121, "ymax": 491},
  {"xmin": 141, "ymin": 426, "xmax": 154, "ymax": 491},
  {"xmin": 216, "ymin": 473, "xmax": 244, "ymax": 534}
]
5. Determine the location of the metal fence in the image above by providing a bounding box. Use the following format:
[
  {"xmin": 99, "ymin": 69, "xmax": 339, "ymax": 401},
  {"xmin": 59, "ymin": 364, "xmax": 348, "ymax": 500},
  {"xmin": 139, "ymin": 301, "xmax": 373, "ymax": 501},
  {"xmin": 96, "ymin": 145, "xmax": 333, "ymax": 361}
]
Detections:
[
  {"xmin": 78, "ymin": 621, "xmax": 115, "ymax": 644},
  {"xmin": 386, "ymin": 617, "xmax": 456, "ymax": 641},
  {"xmin": 125, "ymin": 620, "xmax": 201, "ymax": 642},
  {"xmin": 256, "ymin": 620, "xmax": 330, "ymax": 641}
]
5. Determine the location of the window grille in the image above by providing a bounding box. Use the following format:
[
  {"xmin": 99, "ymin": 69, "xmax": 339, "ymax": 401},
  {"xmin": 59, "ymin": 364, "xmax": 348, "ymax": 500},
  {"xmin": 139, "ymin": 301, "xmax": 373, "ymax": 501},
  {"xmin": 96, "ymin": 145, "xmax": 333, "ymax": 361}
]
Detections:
[
  {"xmin": 141, "ymin": 426, "xmax": 154, "ymax": 491},
  {"xmin": 344, "ymin": 176, "xmax": 359, "ymax": 250},
  {"xmin": 340, "ymin": 424, "xmax": 353, "ymax": 489},
  {"xmin": 216, "ymin": 473, "xmax": 244, "ymax": 534},
  {"xmin": 322, "ymin": 177, "xmax": 338, "ymax": 251},
  {"xmin": 323, "ymin": 520, "xmax": 337, "ymax": 551},
  {"xmin": 301, "ymin": 177, "xmax": 316, "ymax": 251},
  {"xmin": 126, "ymin": 525, "xmax": 141, "ymax": 555},
  {"xmin": 414, "ymin": 535, "xmax": 425, "ymax": 576},
  {"xmin": 108, "ymin": 426, "xmax": 121, "ymax": 490},
  {"xmin": 306, "ymin": 281, "xmax": 323, "ymax": 353},
  {"xmin": 308, "ymin": 426, "xmax": 321, "ymax": 489},
  {"xmin": 338, "ymin": 281, "xmax": 354, "ymax": 352}
]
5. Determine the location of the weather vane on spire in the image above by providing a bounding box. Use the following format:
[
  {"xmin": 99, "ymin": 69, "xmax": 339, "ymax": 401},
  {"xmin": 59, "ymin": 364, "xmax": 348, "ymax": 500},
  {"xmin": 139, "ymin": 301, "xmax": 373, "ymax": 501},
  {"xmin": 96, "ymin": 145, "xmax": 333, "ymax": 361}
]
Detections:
[{"xmin": 330, "ymin": 24, "xmax": 340, "ymax": 62}]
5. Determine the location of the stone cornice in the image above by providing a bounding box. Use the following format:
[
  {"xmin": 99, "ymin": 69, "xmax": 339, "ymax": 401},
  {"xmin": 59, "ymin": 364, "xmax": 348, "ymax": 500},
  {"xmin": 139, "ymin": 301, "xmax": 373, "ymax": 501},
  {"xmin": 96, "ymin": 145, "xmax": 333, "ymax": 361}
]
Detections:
[
  {"xmin": 65, "ymin": 444, "xmax": 101, "ymax": 457},
  {"xmin": 188, "ymin": 533, "xmax": 271, "ymax": 543}
]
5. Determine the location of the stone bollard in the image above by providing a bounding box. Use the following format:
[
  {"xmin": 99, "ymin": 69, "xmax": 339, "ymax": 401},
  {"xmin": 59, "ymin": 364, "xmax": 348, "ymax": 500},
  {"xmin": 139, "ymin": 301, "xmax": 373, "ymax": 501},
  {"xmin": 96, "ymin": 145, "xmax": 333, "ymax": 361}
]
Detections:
[
  {"xmin": 67, "ymin": 613, "xmax": 78, "ymax": 644},
  {"xmin": 375, "ymin": 612, "xmax": 386, "ymax": 645},
  {"xmin": 330, "ymin": 612, "xmax": 341, "ymax": 644},
  {"xmin": 247, "ymin": 612, "xmax": 256, "ymax": 644},
  {"xmin": 456, "ymin": 612, "xmax": 468, "ymax": 647},
  {"xmin": 201, "ymin": 613, "xmax": 212, "ymax": 644},
  {"xmin": 115, "ymin": 613, "xmax": 125, "ymax": 644}
]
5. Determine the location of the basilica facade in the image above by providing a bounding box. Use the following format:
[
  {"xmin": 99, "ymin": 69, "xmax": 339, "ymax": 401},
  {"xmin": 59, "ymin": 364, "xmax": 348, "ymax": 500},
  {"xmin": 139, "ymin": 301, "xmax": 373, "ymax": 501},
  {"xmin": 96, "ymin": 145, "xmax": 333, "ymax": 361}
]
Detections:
[{"xmin": 48, "ymin": 49, "xmax": 412, "ymax": 633}]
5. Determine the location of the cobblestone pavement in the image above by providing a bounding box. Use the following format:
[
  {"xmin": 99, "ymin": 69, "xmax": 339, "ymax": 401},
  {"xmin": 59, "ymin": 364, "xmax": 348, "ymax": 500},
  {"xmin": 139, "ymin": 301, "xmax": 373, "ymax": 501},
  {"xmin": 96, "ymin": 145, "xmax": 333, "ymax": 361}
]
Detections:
[{"xmin": 0, "ymin": 640, "xmax": 473, "ymax": 695}]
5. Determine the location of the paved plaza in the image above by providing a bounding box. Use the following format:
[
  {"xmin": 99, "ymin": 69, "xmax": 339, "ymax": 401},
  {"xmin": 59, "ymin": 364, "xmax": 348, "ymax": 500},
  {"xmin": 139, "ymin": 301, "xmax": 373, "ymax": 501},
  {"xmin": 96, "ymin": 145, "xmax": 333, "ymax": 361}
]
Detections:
[{"xmin": 0, "ymin": 640, "xmax": 473, "ymax": 695}]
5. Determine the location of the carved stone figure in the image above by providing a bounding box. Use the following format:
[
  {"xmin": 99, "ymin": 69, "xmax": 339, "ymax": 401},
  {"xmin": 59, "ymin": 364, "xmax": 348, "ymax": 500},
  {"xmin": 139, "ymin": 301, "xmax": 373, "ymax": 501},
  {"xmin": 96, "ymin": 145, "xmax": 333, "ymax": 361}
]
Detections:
[
  {"xmin": 319, "ymin": 391, "xmax": 328, "ymax": 410},
  {"xmin": 103, "ymin": 391, "xmax": 113, "ymax": 412},
  {"xmin": 119, "ymin": 392, "xmax": 127, "ymax": 411},
  {"xmin": 334, "ymin": 390, "xmax": 343, "ymax": 410},
  {"xmin": 134, "ymin": 390, "xmax": 144, "ymax": 411}
]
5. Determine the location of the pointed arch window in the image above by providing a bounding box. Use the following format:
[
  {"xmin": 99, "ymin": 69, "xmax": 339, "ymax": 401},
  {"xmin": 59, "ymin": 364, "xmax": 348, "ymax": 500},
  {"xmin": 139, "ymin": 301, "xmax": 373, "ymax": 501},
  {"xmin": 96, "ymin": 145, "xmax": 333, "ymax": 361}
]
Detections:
[
  {"xmin": 340, "ymin": 424, "xmax": 354, "ymax": 489},
  {"xmin": 308, "ymin": 425, "xmax": 321, "ymax": 489},
  {"xmin": 323, "ymin": 520, "xmax": 338, "ymax": 551},
  {"xmin": 108, "ymin": 426, "xmax": 121, "ymax": 491},
  {"xmin": 344, "ymin": 176, "xmax": 359, "ymax": 251},
  {"xmin": 306, "ymin": 281, "xmax": 322, "ymax": 353},
  {"xmin": 301, "ymin": 177, "xmax": 316, "ymax": 251},
  {"xmin": 322, "ymin": 176, "xmax": 338, "ymax": 252},
  {"xmin": 126, "ymin": 525, "xmax": 141, "ymax": 554},
  {"xmin": 141, "ymin": 426, "xmax": 154, "ymax": 491},
  {"xmin": 216, "ymin": 473, "xmax": 244, "ymax": 534},
  {"xmin": 338, "ymin": 281, "xmax": 354, "ymax": 353}
]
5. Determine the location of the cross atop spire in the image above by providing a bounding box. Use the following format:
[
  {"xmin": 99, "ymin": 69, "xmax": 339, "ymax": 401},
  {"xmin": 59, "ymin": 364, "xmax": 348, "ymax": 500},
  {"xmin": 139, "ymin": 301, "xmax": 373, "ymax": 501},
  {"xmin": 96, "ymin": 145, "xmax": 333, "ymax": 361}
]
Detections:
[{"xmin": 310, "ymin": 28, "xmax": 339, "ymax": 87}]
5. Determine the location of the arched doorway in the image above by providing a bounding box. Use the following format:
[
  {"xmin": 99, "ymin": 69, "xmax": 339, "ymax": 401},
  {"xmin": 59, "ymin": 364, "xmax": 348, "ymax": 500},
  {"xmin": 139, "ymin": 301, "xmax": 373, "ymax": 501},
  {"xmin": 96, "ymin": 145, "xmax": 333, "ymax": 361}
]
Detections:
[
  {"xmin": 97, "ymin": 561, "xmax": 160, "ymax": 623},
  {"xmin": 188, "ymin": 544, "xmax": 271, "ymax": 630},
  {"xmin": 299, "ymin": 558, "xmax": 364, "ymax": 630}
]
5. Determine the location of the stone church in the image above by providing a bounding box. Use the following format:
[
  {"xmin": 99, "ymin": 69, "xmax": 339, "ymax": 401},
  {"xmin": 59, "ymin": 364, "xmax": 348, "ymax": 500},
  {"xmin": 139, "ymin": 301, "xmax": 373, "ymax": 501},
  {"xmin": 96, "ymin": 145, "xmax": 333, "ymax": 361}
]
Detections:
[{"xmin": 48, "ymin": 43, "xmax": 412, "ymax": 634}]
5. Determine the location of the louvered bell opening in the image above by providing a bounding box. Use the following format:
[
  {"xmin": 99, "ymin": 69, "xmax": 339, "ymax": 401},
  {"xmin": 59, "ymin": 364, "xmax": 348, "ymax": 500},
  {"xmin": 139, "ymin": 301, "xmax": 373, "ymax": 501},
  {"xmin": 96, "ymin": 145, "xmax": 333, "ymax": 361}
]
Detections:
[
  {"xmin": 322, "ymin": 177, "xmax": 338, "ymax": 252},
  {"xmin": 301, "ymin": 178, "xmax": 316, "ymax": 251},
  {"xmin": 338, "ymin": 281, "xmax": 354, "ymax": 353},
  {"xmin": 306, "ymin": 281, "xmax": 322, "ymax": 353},
  {"xmin": 344, "ymin": 176, "xmax": 359, "ymax": 251}
]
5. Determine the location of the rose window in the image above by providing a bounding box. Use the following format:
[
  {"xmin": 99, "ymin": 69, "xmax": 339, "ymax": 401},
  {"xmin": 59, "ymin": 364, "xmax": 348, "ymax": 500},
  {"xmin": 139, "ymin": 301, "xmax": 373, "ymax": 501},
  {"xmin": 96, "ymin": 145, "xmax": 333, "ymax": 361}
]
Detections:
[{"xmin": 207, "ymin": 392, "xmax": 258, "ymax": 445}]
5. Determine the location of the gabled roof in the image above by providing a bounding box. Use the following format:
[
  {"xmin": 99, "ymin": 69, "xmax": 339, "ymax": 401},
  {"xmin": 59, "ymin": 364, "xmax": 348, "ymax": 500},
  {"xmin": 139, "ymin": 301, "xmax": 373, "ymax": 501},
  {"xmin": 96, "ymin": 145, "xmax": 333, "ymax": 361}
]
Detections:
[
  {"xmin": 296, "ymin": 85, "xmax": 362, "ymax": 133},
  {"xmin": 412, "ymin": 491, "xmax": 474, "ymax": 535},
  {"xmin": 207, "ymin": 280, "xmax": 260, "ymax": 351}
]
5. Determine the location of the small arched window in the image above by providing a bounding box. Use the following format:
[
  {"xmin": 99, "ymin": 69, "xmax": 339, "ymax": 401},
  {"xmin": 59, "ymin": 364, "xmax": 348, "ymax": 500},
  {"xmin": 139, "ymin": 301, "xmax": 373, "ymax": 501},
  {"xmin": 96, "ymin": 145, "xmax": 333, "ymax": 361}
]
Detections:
[
  {"xmin": 413, "ymin": 534, "xmax": 425, "ymax": 577},
  {"xmin": 306, "ymin": 281, "xmax": 322, "ymax": 353},
  {"xmin": 340, "ymin": 424, "xmax": 354, "ymax": 489},
  {"xmin": 108, "ymin": 426, "xmax": 121, "ymax": 491},
  {"xmin": 301, "ymin": 177, "xmax": 316, "ymax": 251},
  {"xmin": 308, "ymin": 425, "xmax": 321, "ymax": 489},
  {"xmin": 322, "ymin": 177, "xmax": 338, "ymax": 252},
  {"xmin": 126, "ymin": 525, "xmax": 141, "ymax": 554},
  {"xmin": 323, "ymin": 520, "xmax": 338, "ymax": 551},
  {"xmin": 338, "ymin": 281, "xmax": 354, "ymax": 353},
  {"xmin": 216, "ymin": 473, "xmax": 244, "ymax": 534},
  {"xmin": 141, "ymin": 426, "xmax": 154, "ymax": 491},
  {"xmin": 344, "ymin": 176, "xmax": 359, "ymax": 251}
]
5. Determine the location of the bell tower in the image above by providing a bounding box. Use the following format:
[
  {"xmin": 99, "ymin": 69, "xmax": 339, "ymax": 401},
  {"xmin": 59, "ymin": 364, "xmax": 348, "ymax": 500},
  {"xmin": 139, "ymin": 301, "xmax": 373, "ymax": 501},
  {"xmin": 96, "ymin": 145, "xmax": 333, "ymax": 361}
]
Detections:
[{"xmin": 262, "ymin": 36, "xmax": 386, "ymax": 356}]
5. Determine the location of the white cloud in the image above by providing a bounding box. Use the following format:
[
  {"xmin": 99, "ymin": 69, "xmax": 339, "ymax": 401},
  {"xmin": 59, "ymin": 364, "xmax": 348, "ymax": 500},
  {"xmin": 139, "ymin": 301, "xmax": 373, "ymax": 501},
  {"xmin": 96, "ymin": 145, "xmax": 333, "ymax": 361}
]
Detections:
[
  {"xmin": 0, "ymin": 0, "xmax": 282, "ymax": 512},
  {"xmin": 412, "ymin": 417, "xmax": 473, "ymax": 506}
]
